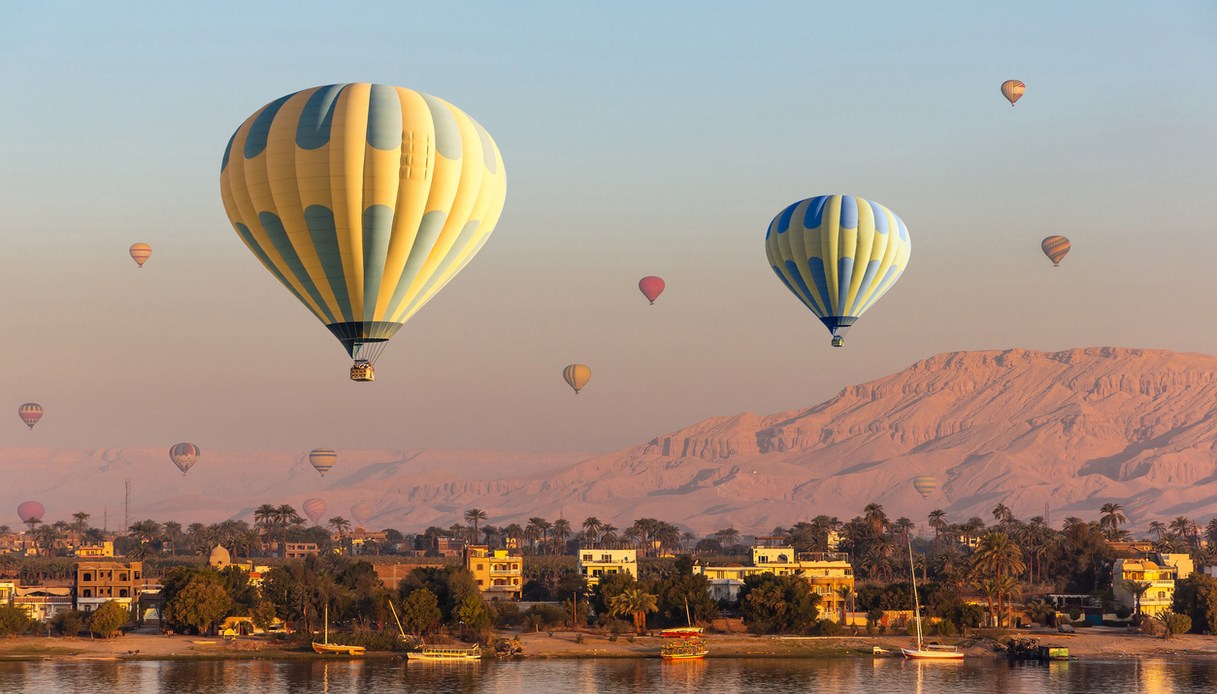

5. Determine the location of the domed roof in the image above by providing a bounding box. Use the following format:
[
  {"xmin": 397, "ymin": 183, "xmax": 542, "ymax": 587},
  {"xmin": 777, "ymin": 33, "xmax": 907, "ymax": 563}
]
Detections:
[{"xmin": 209, "ymin": 545, "xmax": 232, "ymax": 567}]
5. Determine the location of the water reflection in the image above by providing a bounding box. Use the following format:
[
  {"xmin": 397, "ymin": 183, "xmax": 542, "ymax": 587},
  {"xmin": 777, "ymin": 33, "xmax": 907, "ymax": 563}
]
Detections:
[{"xmin": 1, "ymin": 657, "xmax": 1216, "ymax": 693}]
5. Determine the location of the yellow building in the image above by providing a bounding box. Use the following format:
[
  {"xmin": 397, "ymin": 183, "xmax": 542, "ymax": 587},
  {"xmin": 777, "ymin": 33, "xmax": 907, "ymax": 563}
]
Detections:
[
  {"xmin": 465, "ymin": 545, "xmax": 523, "ymax": 600},
  {"xmin": 578, "ymin": 548, "xmax": 637, "ymax": 587},
  {"xmin": 74, "ymin": 541, "xmax": 115, "ymax": 558},
  {"xmin": 695, "ymin": 548, "xmax": 855, "ymax": 621},
  {"xmin": 1113, "ymin": 558, "xmax": 1176, "ymax": 616}
]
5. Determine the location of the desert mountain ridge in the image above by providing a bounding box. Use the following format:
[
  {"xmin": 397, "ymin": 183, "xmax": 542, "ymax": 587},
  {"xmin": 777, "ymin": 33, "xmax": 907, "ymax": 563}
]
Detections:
[{"xmin": 3, "ymin": 347, "xmax": 1217, "ymax": 535}]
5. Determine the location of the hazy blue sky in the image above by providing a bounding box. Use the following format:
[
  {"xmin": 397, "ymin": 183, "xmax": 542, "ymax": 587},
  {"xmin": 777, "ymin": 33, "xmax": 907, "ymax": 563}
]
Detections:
[{"xmin": 1, "ymin": 2, "xmax": 1215, "ymax": 454}]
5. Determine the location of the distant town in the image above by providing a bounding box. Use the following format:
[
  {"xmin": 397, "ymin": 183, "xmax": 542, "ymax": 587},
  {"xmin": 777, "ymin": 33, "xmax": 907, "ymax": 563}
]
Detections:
[{"xmin": 1, "ymin": 502, "xmax": 1215, "ymax": 650}]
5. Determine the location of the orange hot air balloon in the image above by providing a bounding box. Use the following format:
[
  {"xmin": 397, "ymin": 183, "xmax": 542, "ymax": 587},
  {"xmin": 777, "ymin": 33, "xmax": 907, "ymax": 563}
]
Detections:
[
  {"xmin": 1041, "ymin": 235, "xmax": 1071, "ymax": 267},
  {"xmin": 1001, "ymin": 80, "xmax": 1025, "ymax": 106},
  {"xmin": 17, "ymin": 403, "xmax": 42, "ymax": 430},
  {"xmin": 309, "ymin": 449, "xmax": 337, "ymax": 477},
  {"xmin": 129, "ymin": 243, "xmax": 152, "ymax": 268},
  {"xmin": 302, "ymin": 498, "xmax": 328, "ymax": 525},
  {"xmin": 563, "ymin": 364, "xmax": 591, "ymax": 394},
  {"xmin": 638, "ymin": 276, "xmax": 665, "ymax": 305},
  {"xmin": 912, "ymin": 476, "xmax": 939, "ymax": 500}
]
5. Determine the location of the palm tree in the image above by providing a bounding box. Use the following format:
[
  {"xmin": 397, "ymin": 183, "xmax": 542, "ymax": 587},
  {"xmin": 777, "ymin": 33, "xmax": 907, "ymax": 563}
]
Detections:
[
  {"xmin": 835, "ymin": 586, "xmax": 854, "ymax": 625},
  {"xmin": 552, "ymin": 518, "xmax": 572, "ymax": 554},
  {"xmin": 464, "ymin": 509, "xmax": 488, "ymax": 542},
  {"xmin": 69, "ymin": 512, "xmax": 91, "ymax": 536},
  {"xmin": 1122, "ymin": 580, "xmax": 1152, "ymax": 618},
  {"xmin": 971, "ymin": 530, "xmax": 1025, "ymax": 627},
  {"xmin": 328, "ymin": 516, "xmax": 351, "ymax": 547},
  {"xmin": 601, "ymin": 524, "xmax": 620, "ymax": 548},
  {"xmin": 863, "ymin": 504, "xmax": 889, "ymax": 535},
  {"xmin": 608, "ymin": 586, "xmax": 659, "ymax": 635},
  {"xmin": 992, "ymin": 503, "xmax": 1014, "ymax": 527},
  {"xmin": 1148, "ymin": 520, "xmax": 1167, "ymax": 541},
  {"xmin": 714, "ymin": 527, "xmax": 740, "ymax": 548},
  {"xmin": 1099, "ymin": 503, "xmax": 1128, "ymax": 539},
  {"xmin": 274, "ymin": 504, "xmax": 302, "ymax": 557},
  {"xmin": 928, "ymin": 510, "xmax": 947, "ymax": 552},
  {"xmin": 254, "ymin": 503, "xmax": 277, "ymax": 550},
  {"xmin": 582, "ymin": 517, "xmax": 603, "ymax": 547}
]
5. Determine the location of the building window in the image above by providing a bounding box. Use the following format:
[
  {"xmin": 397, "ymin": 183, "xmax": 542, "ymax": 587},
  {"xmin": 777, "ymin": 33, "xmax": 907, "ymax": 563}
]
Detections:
[
  {"xmin": 119, "ymin": 589, "xmax": 129, "ymax": 597},
  {"xmin": 83, "ymin": 573, "xmax": 92, "ymax": 582},
  {"xmin": 83, "ymin": 589, "xmax": 92, "ymax": 598}
]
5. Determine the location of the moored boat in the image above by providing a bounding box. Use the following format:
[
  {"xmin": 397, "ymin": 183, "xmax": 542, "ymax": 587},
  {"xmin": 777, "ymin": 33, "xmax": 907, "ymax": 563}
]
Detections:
[
  {"xmin": 661, "ymin": 638, "xmax": 709, "ymax": 660},
  {"xmin": 659, "ymin": 626, "xmax": 705, "ymax": 639},
  {"xmin": 311, "ymin": 604, "xmax": 366, "ymax": 656},
  {"xmin": 407, "ymin": 645, "xmax": 483, "ymax": 661},
  {"xmin": 901, "ymin": 540, "xmax": 963, "ymax": 661}
]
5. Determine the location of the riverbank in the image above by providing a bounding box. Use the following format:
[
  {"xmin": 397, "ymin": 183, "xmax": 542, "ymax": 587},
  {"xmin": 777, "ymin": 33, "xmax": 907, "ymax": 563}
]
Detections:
[{"xmin": 1, "ymin": 627, "xmax": 1214, "ymax": 662}]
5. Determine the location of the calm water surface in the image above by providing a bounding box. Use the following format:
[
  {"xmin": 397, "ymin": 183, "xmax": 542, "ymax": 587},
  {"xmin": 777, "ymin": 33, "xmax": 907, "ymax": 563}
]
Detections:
[{"xmin": 3, "ymin": 657, "xmax": 1216, "ymax": 693}]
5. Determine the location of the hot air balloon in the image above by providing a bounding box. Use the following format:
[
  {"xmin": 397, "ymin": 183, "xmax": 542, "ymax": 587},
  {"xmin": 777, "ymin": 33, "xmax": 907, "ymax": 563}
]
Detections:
[
  {"xmin": 219, "ymin": 83, "xmax": 507, "ymax": 382},
  {"xmin": 912, "ymin": 476, "xmax": 939, "ymax": 500},
  {"xmin": 1001, "ymin": 80, "xmax": 1025, "ymax": 106},
  {"xmin": 129, "ymin": 243, "xmax": 152, "ymax": 268},
  {"xmin": 17, "ymin": 403, "xmax": 42, "ymax": 430},
  {"xmin": 563, "ymin": 364, "xmax": 591, "ymax": 394},
  {"xmin": 169, "ymin": 443, "xmax": 201, "ymax": 475},
  {"xmin": 17, "ymin": 501, "xmax": 45, "ymax": 524},
  {"xmin": 1041, "ymin": 235, "xmax": 1071, "ymax": 267},
  {"xmin": 309, "ymin": 449, "xmax": 337, "ymax": 477},
  {"xmin": 302, "ymin": 498, "xmax": 328, "ymax": 525},
  {"xmin": 638, "ymin": 276, "xmax": 665, "ymax": 305},
  {"xmin": 350, "ymin": 502, "xmax": 374, "ymax": 529},
  {"xmin": 765, "ymin": 195, "xmax": 912, "ymax": 348}
]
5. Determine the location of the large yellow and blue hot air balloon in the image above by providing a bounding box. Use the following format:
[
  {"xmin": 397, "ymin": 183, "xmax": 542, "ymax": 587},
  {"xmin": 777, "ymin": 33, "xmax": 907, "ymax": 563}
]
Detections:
[
  {"xmin": 765, "ymin": 195, "xmax": 911, "ymax": 347},
  {"xmin": 219, "ymin": 84, "xmax": 507, "ymax": 381}
]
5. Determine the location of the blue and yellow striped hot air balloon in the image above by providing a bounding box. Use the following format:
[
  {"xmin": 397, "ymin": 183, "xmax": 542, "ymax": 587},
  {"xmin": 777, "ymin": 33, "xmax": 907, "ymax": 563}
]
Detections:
[
  {"xmin": 219, "ymin": 84, "xmax": 507, "ymax": 381},
  {"xmin": 765, "ymin": 195, "xmax": 911, "ymax": 347},
  {"xmin": 308, "ymin": 448, "xmax": 337, "ymax": 477}
]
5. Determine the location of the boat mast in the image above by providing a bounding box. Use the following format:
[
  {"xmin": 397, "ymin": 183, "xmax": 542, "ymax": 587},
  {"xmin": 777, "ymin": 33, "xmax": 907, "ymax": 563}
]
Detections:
[
  {"xmin": 908, "ymin": 539, "xmax": 923, "ymax": 650},
  {"xmin": 323, "ymin": 603, "xmax": 329, "ymax": 645},
  {"xmin": 684, "ymin": 598, "xmax": 693, "ymax": 628}
]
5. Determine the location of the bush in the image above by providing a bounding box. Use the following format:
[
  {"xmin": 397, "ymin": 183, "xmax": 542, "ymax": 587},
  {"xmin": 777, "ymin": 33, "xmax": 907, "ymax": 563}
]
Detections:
[
  {"xmin": 88, "ymin": 601, "xmax": 130, "ymax": 638},
  {"xmin": 522, "ymin": 605, "xmax": 567, "ymax": 631},
  {"xmin": 52, "ymin": 610, "xmax": 86, "ymax": 637},
  {"xmin": 811, "ymin": 619, "xmax": 843, "ymax": 636},
  {"xmin": 1162, "ymin": 613, "xmax": 1192, "ymax": 636},
  {"xmin": 1068, "ymin": 608, "xmax": 1082, "ymax": 621},
  {"xmin": 930, "ymin": 619, "xmax": 957, "ymax": 637},
  {"xmin": 1114, "ymin": 606, "xmax": 1133, "ymax": 620},
  {"xmin": 0, "ymin": 605, "xmax": 33, "ymax": 636},
  {"xmin": 489, "ymin": 601, "xmax": 522, "ymax": 628}
]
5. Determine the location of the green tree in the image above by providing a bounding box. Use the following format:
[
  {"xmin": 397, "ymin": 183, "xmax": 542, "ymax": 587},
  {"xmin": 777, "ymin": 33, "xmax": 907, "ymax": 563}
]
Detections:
[
  {"xmin": 653, "ymin": 572, "xmax": 718, "ymax": 626},
  {"xmin": 162, "ymin": 573, "xmax": 232, "ymax": 635},
  {"xmin": 454, "ymin": 594, "xmax": 492, "ymax": 641},
  {"xmin": 399, "ymin": 588, "xmax": 443, "ymax": 637},
  {"xmin": 0, "ymin": 605, "xmax": 32, "ymax": 636},
  {"xmin": 1099, "ymin": 503, "xmax": 1128, "ymax": 539},
  {"xmin": 89, "ymin": 600, "xmax": 130, "ymax": 638},
  {"xmin": 591, "ymin": 571, "xmax": 637, "ymax": 615},
  {"xmin": 250, "ymin": 600, "xmax": 278, "ymax": 631},
  {"xmin": 737, "ymin": 574, "xmax": 821, "ymax": 634},
  {"xmin": 52, "ymin": 609, "xmax": 86, "ymax": 637},
  {"xmin": 1122, "ymin": 580, "xmax": 1152, "ymax": 618},
  {"xmin": 464, "ymin": 509, "xmax": 488, "ymax": 542},
  {"xmin": 609, "ymin": 586, "xmax": 658, "ymax": 635},
  {"xmin": 970, "ymin": 531, "xmax": 1025, "ymax": 627},
  {"xmin": 1173, "ymin": 573, "xmax": 1217, "ymax": 634}
]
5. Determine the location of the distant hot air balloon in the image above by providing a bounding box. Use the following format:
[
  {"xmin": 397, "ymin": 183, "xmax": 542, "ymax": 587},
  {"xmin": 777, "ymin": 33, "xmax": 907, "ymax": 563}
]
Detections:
[
  {"xmin": 638, "ymin": 276, "xmax": 665, "ymax": 305},
  {"xmin": 17, "ymin": 403, "xmax": 42, "ymax": 430},
  {"xmin": 350, "ymin": 502, "xmax": 374, "ymax": 528},
  {"xmin": 219, "ymin": 83, "xmax": 507, "ymax": 382},
  {"xmin": 766, "ymin": 195, "xmax": 912, "ymax": 348},
  {"xmin": 1041, "ymin": 235, "xmax": 1071, "ymax": 267},
  {"xmin": 169, "ymin": 443, "xmax": 201, "ymax": 475},
  {"xmin": 912, "ymin": 476, "xmax": 939, "ymax": 500},
  {"xmin": 17, "ymin": 501, "xmax": 45, "ymax": 524},
  {"xmin": 563, "ymin": 364, "xmax": 591, "ymax": 394},
  {"xmin": 302, "ymin": 498, "xmax": 328, "ymax": 525},
  {"xmin": 129, "ymin": 243, "xmax": 152, "ymax": 268},
  {"xmin": 309, "ymin": 449, "xmax": 337, "ymax": 477},
  {"xmin": 1001, "ymin": 80, "xmax": 1025, "ymax": 106}
]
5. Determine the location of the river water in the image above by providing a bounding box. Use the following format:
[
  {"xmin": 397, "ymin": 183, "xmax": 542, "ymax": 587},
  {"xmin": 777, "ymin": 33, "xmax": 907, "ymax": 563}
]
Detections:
[{"xmin": 2, "ymin": 657, "xmax": 1215, "ymax": 693}]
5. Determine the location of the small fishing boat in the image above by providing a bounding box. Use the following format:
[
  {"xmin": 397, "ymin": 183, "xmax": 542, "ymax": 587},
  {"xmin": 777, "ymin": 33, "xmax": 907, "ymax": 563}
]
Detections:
[
  {"xmin": 661, "ymin": 638, "xmax": 708, "ymax": 660},
  {"xmin": 407, "ymin": 645, "xmax": 483, "ymax": 661},
  {"xmin": 659, "ymin": 626, "xmax": 705, "ymax": 638},
  {"xmin": 311, "ymin": 605, "xmax": 366, "ymax": 656},
  {"xmin": 901, "ymin": 541, "xmax": 962, "ymax": 661}
]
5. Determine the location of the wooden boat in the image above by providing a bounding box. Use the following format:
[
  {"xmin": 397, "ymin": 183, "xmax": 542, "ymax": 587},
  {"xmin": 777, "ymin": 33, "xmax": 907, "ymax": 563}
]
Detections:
[
  {"xmin": 661, "ymin": 638, "xmax": 708, "ymax": 660},
  {"xmin": 407, "ymin": 645, "xmax": 482, "ymax": 661},
  {"xmin": 901, "ymin": 541, "xmax": 963, "ymax": 661},
  {"xmin": 660, "ymin": 599, "xmax": 704, "ymax": 639},
  {"xmin": 311, "ymin": 604, "xmax": 366, "ymax": 656}
]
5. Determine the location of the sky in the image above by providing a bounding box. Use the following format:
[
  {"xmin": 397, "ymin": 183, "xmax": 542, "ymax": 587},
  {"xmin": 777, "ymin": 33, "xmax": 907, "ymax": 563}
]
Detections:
[{"xmin": 0, "ymin": 1, "xmax": 1215, "ymax": 456}]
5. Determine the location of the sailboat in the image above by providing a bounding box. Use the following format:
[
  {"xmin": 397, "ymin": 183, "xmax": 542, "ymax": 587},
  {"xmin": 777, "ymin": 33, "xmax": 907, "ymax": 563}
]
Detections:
[
  {"xmin": 659, "ymin": 598, "xmax": 705, "ymax": 639},
  {"xmin": 900, "ymin": 540, "xmax": 963, "ymax": 660},
  {"xmin": 312, "ymin": 604, "xmax": 367, "ymax": 656}
]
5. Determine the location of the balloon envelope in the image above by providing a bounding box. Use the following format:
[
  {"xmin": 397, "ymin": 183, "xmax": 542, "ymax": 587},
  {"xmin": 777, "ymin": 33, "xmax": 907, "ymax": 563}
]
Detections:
[
  {"xmin": 302, "ymin": 498, "xmax": 328, "ymax": 525},
  {"xmin": 1041, "ymin": 235, "xmax": 1071, "ymax": 267},
  {"xmin": 912, "ymin": 476, "xmax": 939, "ymax": 499},
  {"xmin": 17, "ymin": 403, "xmax": 42, "ymax": 430},
  {"xmin": 309, "ymin": 449, "xmax": 337, "ymax": 476},
  {"xmin": 169, "ymin": 443, "xmax": 201, "ymax": 475},
  {"xmin": 129, "ymin": 243, "xmax": 152, "ymax": 268},
  {"xmin": 218, "ymin": 83, "xmax": 507, "ymax": 370},
  {"xmin": 1001, "ymin": 80, "xmax": 1025, "ymax": 106},
  {"xmin": 638, "ymin": 276, "xmax": 665, "ymax": 304},
  {"xmin": 765, "ymin": 195, "xmax": 911, "ymax": 347},
  {"xmin": 350, "ymin": 502, "xmax": 374, "ymax": 527},
  {"xmin": 17, "ymin": 501, "xmax": 44, "ymax": 524},
  {"xmin": 563, "ymin": 364, "xmax": 591, "ymax": 394}
]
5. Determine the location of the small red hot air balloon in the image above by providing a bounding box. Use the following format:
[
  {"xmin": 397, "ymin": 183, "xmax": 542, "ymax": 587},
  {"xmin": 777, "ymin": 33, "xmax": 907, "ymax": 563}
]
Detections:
[
  {"xmin": 638, "ymin": 276, "xmax": 665, "ymax": 305},
  {"xmin": 351, "ymin": 502, "xmax": 375, "ymax": 529},
  {"xmin": 17, "ymin": 501, "xmax": 45, "ymax": 524},
  {"xmin": 17, "ymin": 403, "xmax": 42, "ymax": 430}
]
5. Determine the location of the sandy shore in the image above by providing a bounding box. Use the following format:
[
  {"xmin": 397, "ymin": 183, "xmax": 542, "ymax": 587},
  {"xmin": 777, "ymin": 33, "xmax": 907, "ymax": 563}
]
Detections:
[{"xmin": 1, "ymin": 627, "xmax": 1214, "ymax": 661}]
